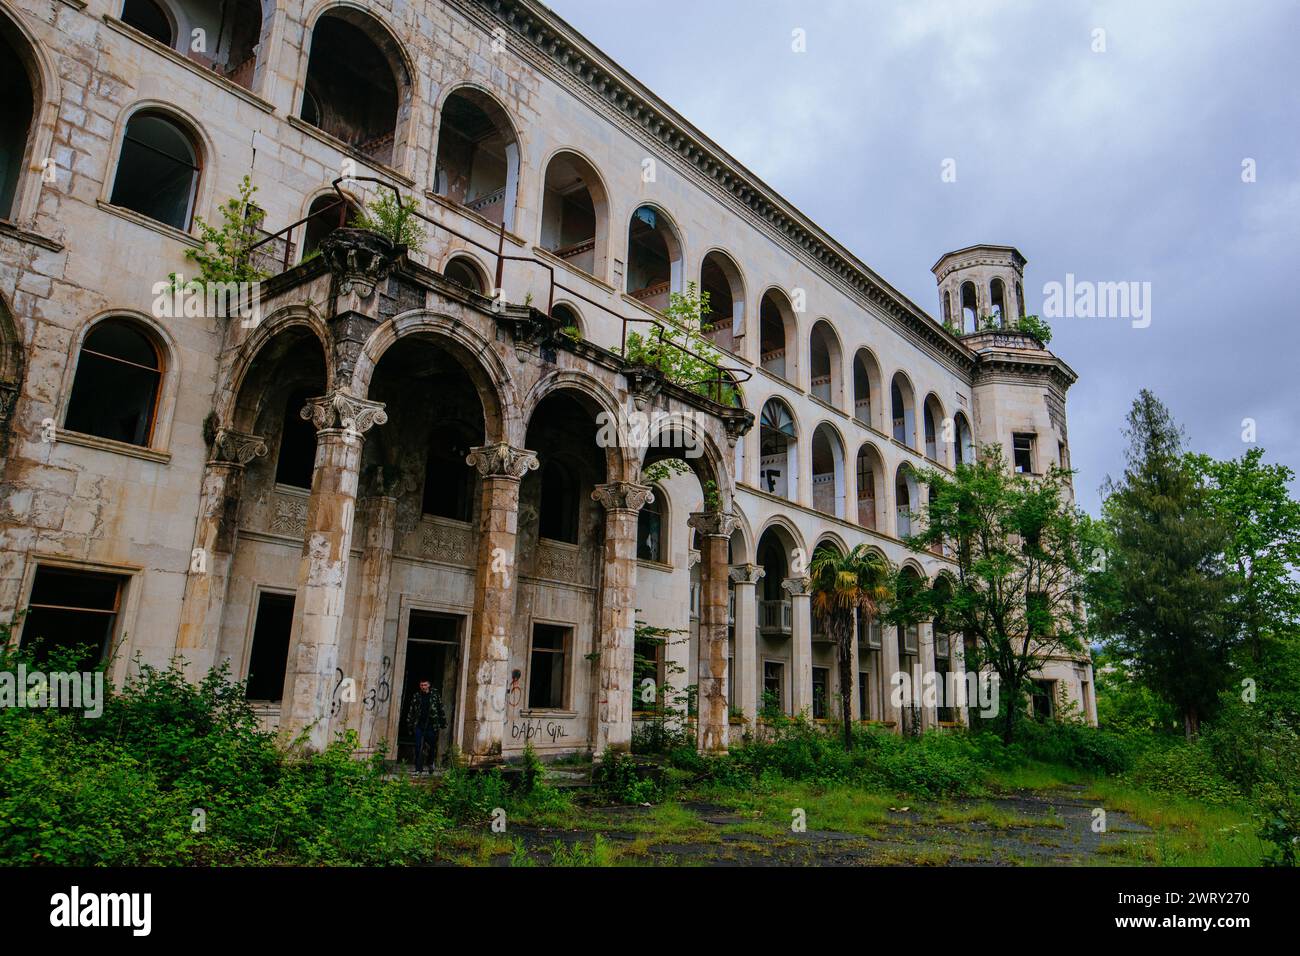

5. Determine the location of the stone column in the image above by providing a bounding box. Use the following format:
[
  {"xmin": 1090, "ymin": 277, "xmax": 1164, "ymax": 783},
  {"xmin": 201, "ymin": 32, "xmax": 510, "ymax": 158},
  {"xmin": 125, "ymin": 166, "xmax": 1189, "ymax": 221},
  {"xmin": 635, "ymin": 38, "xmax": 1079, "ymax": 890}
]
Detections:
[
  {"xmin": 591, "ymin": 481, "xmax": 654, "ymax": 755},
  {"xmin": 689, "ymin": 511, "xmax": 739, "ymax": 753},
  {"xmin": 175, "ymin": 428, "xmax": 267, "ymax": 676},
  {"xmin": 783, "ymin": 575, "xmax": 813, "ymax": 717},
  {"xmin": 462, "ymin": 442, "xmax": 537, "ymax": 765},
  {"xmin": 950, "ymin": 634, "xmax": 969, "ymax": 727},
  {"xmin": 848, "ymin": 609, "xmax": 862, "ymax": 722},
  {"xmin": 882, "ymin": 622, "xmax": 903, "ymax": 731},
  {"xmin": 728, "ymin": 564, "xmax": 764, "ymax": 727},
  {"xmin": 920, "ymin": 621, "xmax": 938, "ymax": 730},
  {"xmin": 279, "ymin": 390, "xmax": 387, "ymax": 752},
  {"xmin": 346, "ymin": 495, "xmax": 397, "ymax": 753}
]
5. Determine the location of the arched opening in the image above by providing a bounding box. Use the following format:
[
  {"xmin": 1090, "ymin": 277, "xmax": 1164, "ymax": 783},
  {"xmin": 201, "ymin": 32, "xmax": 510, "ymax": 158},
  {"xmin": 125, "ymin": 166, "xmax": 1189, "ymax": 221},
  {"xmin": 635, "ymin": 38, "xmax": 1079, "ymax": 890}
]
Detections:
[
  {"xmin": 121, "ymin": 0, "xmax": 173, "ymax": 45},
  {"xmin": 756, "ymin": 523, "xmax": 799, "ymax": 715},
  {"xmin": 809, "ymin": 320, "xmax": 842, "ymax": 407},
  {"xmin": 637, "ymin": 486, "xmax": 665, "ymax": 562},
  {"xmin": 990, "ymin": 278, "xmax": 1006, "ymax": 326},
  {"xmin": 524, "ymin": 392, "xmax": 606, "ymax": 549},
  {"xmin": 895, "ymin": 464, "xmax": 919, "ymax": 539},
  {"xmin": 759, "ymin": 398, "xmax": 798, "ymax": 502},
  {"xmin": 853, "ymin": 348, "xmax": 881, "ymax": 428},
  {"xmin": 759, "ymin": 290, "xmax": 795, "ymax": 380},
  {"xmin": 811, "ymin": 423, "xmax": 845, "ymax": 519},
  {"xmin": 123, "ymin": 0, "xmax": 263, "ymax": 89},
  {"xmin": 442, "ymin": 255, "xmax": 488, "ymax": 295},
  {"xmin": 953, "ymin": 411, "xmax": 974, "ymax": 466},
  {"xmin": 890, "ymin": 372, "xmax": 917, "ymax": 449},
  {"xmin": 539, "ymin": 151, "xmax": 607, "ymax": 278},
  {"xmin": 434, "ymin": 88, "xmax": 519, "ymax": 229},
  {"xmin": 625, "ymin": 205, "xmax": 681, "ymax": 311},
  {"xmin": 960, "ymin": 281, "xmax": 978, "ymax": 333},
  {"xmin": 65, "ymin": 318, "xmax": 163, "ymax": 447},
  {"xmin": 300, "ymin": 193, "xmax": 358, "ymax": 260},
  {"xmin": 699, "ymin": 250, "xmax": 744, "ymax": 353},
  {"xmin": 942, "ymin": 289, "xmax": 953, "ymax": 328},
  {"xmin": 855, "ymin": 443, "xmax": 885, "ymax": 531},
  {"xmin": 109, "ymin": 110, "xmax": 200, "ymax": 230},
  {"xmin": 301, "ymin": 9, "xmax": 408, "ymax": 165},
  {"xmin": 551, "ymin": 303, "xmax": 583, "ymax": 337},
  {"xmin": 896, "ymin": 565, "xmax": 924, "ymax": 733},
  {"xmin": 0, "ymin": 15, "xmax": 37, "ymax": 220},
  {"xmin": 923, "ymin": 394, "xmax": 944, "ymax": 463}
]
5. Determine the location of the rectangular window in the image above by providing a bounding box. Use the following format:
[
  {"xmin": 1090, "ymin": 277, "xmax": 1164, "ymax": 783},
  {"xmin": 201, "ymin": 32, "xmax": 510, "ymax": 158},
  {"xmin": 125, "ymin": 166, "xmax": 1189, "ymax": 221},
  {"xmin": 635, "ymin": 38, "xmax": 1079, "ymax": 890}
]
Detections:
[
  {"xmin": 22, "ymin": 566, "xmax": 126, "ymax": 669},
  {"xmin": 761, "ymin": 660, "xmax": 784, "ymax": 716},
  {"xmin": 812, "ymin": 666, "xmax": 829, "ymax": 720},
  {"xmin": 246, "ymin": 591, "xmax": 295, "ymax": 701},
  {"xmin": 857, "ymin": 670, "xmax": 869, "ymax": 720},
  {"xmin": 528, "ymin": 623, "xmax": 570, "ymax": 710},
  {"xmin": 633, "ymin": 632, "xmax": 663, "ymax": 714},
  {"xmin": 1013, "ymin": 433, "xmax": 1036, "ymax": 474},
  {"xmin": 1031, "ymin": 679, "xmax": 1055, "ymax": 720}
]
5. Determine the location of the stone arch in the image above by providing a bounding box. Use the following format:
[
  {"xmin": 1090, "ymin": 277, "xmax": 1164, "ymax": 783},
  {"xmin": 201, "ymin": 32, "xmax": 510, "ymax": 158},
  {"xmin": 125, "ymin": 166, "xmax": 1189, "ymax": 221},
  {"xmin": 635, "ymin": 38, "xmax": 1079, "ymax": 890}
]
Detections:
[
  {"xmin": 550, "ymin": 301, "xmax": 584, "ymax": 336},
  {"xmin": 813, "ymin": 530, "xmax": 849, "ymax": 556},
  {"xmin": 759, "ymin": 395, "xmax": 799, "ymax": 502},
  {"xmin": 539, "ymin": 146, "xmax": 610, "ymax": 281},
  {"xmin": 640, "ymin": 408, "xmax": 733, "ymax": 511},
  {"xmin": 923, "ymin": 392, "xmax": 946, "ymax": 464},
  {"xmin": 217, "ymin": 305, "xmax": 333, "ymax": 430},
  {"xmin": 810, "ymin": 420, "xmax": 847, "ymax": 519},
  {"xmin": 625, "ymin": 202, "xmax": 684, "ymax": 311},
  {"xmin": 699, "ymin": 248, "xmax": 746, "ymax": 352},
  {"xmin": 854, "ymin": 440, "xmax": 887, "ymax": 532},
  {"xmin": 808, "ymin": 319, "xmax": 843, "ymax": 408},
  {"xmin": 223, "ymin": 316, "xmax": 330, "ymax": 439},
  {"xmin": 852, "ymin": 346, "xmax": 882, "ymax": 429},
  {"xmin": 300, "ymin": 3, "xmax": 414, "ymax": 167},
  {"xmin": 434, "ymin": 84, "xmax": 521, "ymax": 230},
  {"xmin": 758, "ymin": 287, "xmax": 797, "ymax": 381},
  {"xmin": 726, "ymin": 507, "xmax": 754, "ymax": 565},
  {"xmin": 0, "ymin": 4, "xmax": 59, "ymax": 223},
  {"xmin": 354, "ymin": 311, "xmax": 518, "ymax": 445},
  {"xmin": 895, "ymin": 462, "xmax": 920, "ymax": 538},
  {"xmin": 960, "ymin": 280, "xmax": 979, "ymax": 333},
  {"xmin": 953, "ymin": 410, "xmax": 974, "ymax": 466},
  {"xmin": 889, "ymin": 370, "xmax": 918, "ymax": 449}
]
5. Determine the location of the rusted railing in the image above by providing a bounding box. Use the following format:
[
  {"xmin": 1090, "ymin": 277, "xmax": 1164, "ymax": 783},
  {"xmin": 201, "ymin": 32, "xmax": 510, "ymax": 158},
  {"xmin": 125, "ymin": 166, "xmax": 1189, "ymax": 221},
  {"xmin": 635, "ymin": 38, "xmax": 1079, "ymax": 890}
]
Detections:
[{"xmin": 247, "ymin": 176, "xmax": 753, "ymax": 407}]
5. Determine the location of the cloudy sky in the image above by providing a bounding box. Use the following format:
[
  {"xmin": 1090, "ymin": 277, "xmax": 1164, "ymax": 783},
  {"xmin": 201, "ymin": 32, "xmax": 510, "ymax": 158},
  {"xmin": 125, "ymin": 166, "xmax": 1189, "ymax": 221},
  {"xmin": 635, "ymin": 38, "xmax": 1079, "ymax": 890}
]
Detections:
[{"xmin": 544, "ymin": 0, "xmax": 1300, "ymax": 515}]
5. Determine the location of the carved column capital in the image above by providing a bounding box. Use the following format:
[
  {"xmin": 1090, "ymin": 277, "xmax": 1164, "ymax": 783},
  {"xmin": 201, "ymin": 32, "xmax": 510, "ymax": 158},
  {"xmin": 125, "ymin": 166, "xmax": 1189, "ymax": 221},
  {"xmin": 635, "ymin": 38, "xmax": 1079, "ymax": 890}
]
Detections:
[
  {"xmin": 728, "ymin": 563, "xmax": 766, "ymax": 586},
  {"xmin": 782, "ymin": 575, "xmax": 813, "ymax": 597},
  {"xmin": 466, "ymin": 442, "xmax": 539, "ymax": 479},
  {"xmin": 687, "ymin": 510, "xmax": 741, "ymax": 539},
  {"xmin": 211, "ymin": 427, "xmax": 268, "ymax": 466},
  {"xmin": 301, "ymin": 389, "xmax": 388, "ymax": 435},
  {"xmin": 591, "ymin": 481, "xmax": 654, "ymax": 513},
  {"xmin": 319, "ymin": 227, "xmax": 403, "ymax": 298}
]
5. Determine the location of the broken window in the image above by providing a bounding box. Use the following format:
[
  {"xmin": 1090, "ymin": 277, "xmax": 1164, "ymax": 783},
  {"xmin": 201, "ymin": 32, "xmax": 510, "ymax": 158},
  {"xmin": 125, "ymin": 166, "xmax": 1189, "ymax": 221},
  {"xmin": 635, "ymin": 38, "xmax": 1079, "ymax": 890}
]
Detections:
[
  {"xmin": 422, "ymin": 421, "xmax": 476, "ymax": 522},
  {"xmin": 625, "ymin": 205, "xmax": 680, "ymax": 310},
  {"xmin": 811, "ymin": 666, "xmax": 829, "ymax": 719},
  {"xmin": 1013, "ymin": 432, "xmax": 1036, "ymax": 474},
  {"xmin": 301, "ymin": 11, "xmax": 404, "ymax": 164},
  {"xmin": 857, "ymin": 670, "xmax": 870, "ymax": 720},
  {"xmin": 528, "ymin": 624, "xmax": 569, "ymax": 710},
  {"xmin": 110, "ymin": 110, "xmax": 200, "ymax": 229},
  {"xmin": 121, "ymin": 0, "xmax": 172, "ymax": 45},
  {"xmin": 0, "ymin": 21, "xmax": 35, "ymax": 220},
  {"xmin": 759, "ymin": 398, "xmax": 797, "ymax": 501},
  {"xmin": 275, "ymin": 388, "xmax": 318, "ymax": 488},
  {"xmin": 762, "ymin": 660, "xmax": 784, "ymax": 716},
  {"xmin": 245, "ymin": 591, "xmax": 294, "ymax": 701},
  {"xmin": 637, "ymin": 490, "xmax": 664, "ymax": 562},
  {"xmin": 21, "ymin": 566, "xmax": 125, "ymax": 669},
  {"xmin": 1031, "ymin": 679, "xmax": 1055, "ymax": 721},
  {"xmin": 65, "ymin": 318, "xmax": 162, "ymax": 446},
  {"xmin": 435, "ymin": 89, "xmax": 518, "ymax": 227}
]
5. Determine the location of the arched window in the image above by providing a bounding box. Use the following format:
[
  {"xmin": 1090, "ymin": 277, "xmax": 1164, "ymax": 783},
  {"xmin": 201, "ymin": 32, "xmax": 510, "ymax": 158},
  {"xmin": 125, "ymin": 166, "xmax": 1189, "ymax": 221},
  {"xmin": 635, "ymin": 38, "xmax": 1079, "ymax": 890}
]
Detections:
[
  {"xmin": 301, "ymin": 10, "xmax": 407, "ymax": 165},
  {"xmin": 275, "ymin": 387, "xmax": 318, "ymax": 488},
  {"xmin": 960, "ymin": 281, "xmax": 978, "ymax": 333},
  {"xmin": 637, "ymin": 488, "xmax": 665, "ymax": 562},
  {"xmin": 990, "ymin": 278, "xmax": 1006, "ymax": 326},
  {"xmin": 923, "ymin": 394, "xmax": 944, "ymax": 463},
  {"xmin": 890, "ymin": 373, "xmax": 916, "ymax": 448},
  {"xmin": 759, "ymin": 398, "xmax": 798, "ymax": 501},
  {"xmin": 953, "ymin": 412, "xmax": 973, "ymax": 466},
  {"xmin": 65, "ymin": 319, "xmax": 163, "ymax": 446},
  {"xmin": 626, "ymin": 205, "xmax": 681, "ymax": 311},
  {"xmin": 895, "ymin": 465, "xmax": 918, "ymax": 538},
  {"xmin": 699, "ymin": 251, "xmax": 744, "ymax": 352},
  {"xmin": 853, "ymin": 348, "xmax": 880, "ymax": 427},
  {"xmin": 301, "ymin": 194, "xmax": 357, "ymax": 260},
  {"xmin": 0, "ymin": 18, "xmax": 37, "ymax": 220},
  {"xmin": 442, "ymin": 255, "xmax": 487, "ymax": 294},
  {"xmin": 809, "ymin": 321, "xmax": 842, "ymax": 406},
  {"xmin": 760, "ymin": 290, "xmax": 795, "ymax": 379},
  {"xmin": 811, "ymin": 423, "xmax": 845, "ymax": 519},
  {"xmin": 109, "ymin": 111, "xmax": 200, "ymax": 230},
  {"xmin": 121, "ymin": 0, "xmax": 173, "ymax": 46},
  {"xmin": 540, "ymin": 151, "xmax": 606, "ymax": 278},
  {"xmin": 1015, "ymin": 282, "xmax": 1024, "ymax": 318},
  {"xmin": 855, "ymin": 444, "xmax": 885, "ymax": 530},
  {"xmin": 435, "ymin": 88, "xmax": 519, "ymax": 228}
]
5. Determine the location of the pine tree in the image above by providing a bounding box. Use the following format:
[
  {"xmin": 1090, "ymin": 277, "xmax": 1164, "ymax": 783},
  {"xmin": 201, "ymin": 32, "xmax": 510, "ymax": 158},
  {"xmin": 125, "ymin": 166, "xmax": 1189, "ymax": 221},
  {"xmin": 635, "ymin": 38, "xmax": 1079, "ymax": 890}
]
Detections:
[{"xmin": 1092, "ymin": 390, "xmax": 1237, "ymax": 739}]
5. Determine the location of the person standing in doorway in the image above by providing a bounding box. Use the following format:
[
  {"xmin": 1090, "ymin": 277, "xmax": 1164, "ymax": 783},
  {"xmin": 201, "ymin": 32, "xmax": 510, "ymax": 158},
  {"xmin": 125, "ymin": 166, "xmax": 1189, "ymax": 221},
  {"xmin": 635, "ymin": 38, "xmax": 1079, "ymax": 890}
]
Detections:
[{"xmin": 405, "ymin": 678, "xmax": 446, "ymax": 774}]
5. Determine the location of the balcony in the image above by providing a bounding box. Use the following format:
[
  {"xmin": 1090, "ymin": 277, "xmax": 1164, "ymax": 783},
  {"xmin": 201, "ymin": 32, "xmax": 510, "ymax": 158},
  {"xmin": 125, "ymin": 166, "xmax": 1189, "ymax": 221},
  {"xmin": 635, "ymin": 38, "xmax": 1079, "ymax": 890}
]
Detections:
[{"xmin": 759, "ymin": 599, "xmax": 792, "ymax": 634}]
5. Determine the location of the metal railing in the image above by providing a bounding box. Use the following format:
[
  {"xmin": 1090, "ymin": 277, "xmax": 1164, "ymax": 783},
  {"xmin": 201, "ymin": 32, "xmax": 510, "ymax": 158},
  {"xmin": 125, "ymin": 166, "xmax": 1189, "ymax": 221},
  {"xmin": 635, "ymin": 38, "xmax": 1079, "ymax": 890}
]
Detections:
[{"xmin": 247, "ymin": 176, "xmax": 752, "ymax": 407}]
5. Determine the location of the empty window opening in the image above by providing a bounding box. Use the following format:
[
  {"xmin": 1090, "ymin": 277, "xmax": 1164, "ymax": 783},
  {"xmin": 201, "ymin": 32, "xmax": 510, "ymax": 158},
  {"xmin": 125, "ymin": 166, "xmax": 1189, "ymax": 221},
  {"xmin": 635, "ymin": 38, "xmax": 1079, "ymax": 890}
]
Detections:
[
  {"xmin": 990, "ymin": 278, "xmax": 1007, "ymax": 326},
  {"xmin": 65, "ymin": 319, "xmax": 162, "ymax": 447},
  {"xmin": 890, "ymin": 374, "xmax": 915, "ymax": 447},
  {"xmin": 1013, "ymin": 433, "xmax": 1035, "ymax": 474},
  {"xmin": 762, "ymin": 660, "xmax": 785, "ymax": 717},
  {"xmin": 528, "ymin": 623, "xmax": 569, "ymax": 710},
  {"xmin": 625, "ymin": 205, "xmax": 680, "ymax": 310},
  {"xmin": 21, "ymin": 566, "xmax": 125, "ymax": 669},
  {"xmin": 759, "ymin": 398, "xmax": 797, "ymax": 501},
  {"xmin": 301, "ymin": 12, "xmax": 403, "ymax": 164},
  {"xmin": 245, "ymin": 591, "xmax": 294, "ymax": 701},
  {"xmin": 0, "ymin": 24, "xmax": 35, "ymax": 220},
  {"xmin": 895, "ymin": 466, "xmax": 916, "ymax": 538},
  {"xmin": 301, "ymin": 194, "xmax": 357, "ymax": 260},
  {"xmin": 954, "ymin": 413, "xmax": 973, "ymax": 466},
  {"xmin": 809, "ymin": 321, "xmax": 840, "ymax": 405},
  {"xmin": 551, "ymin": 303, "xmax": 582, "ymax": 336},
  {"xmin": 540, "ymin": 152, "xmax": 603, "ymax": 275},
  {"xmin": 924, "ymin": 396, "xmax": 943, "ymax": 462},
  {"xmin": 121, "ymin": 0, "xmax": 172, "ymax": 45},
  {"xmin": 856, "ymin": 444, "xmax": 883, "ymax": 531},
  {"xmin": 853, "ymin": 350, "xmax": 878, "ymax": 426},
  {"xmin": 422, "ymin": 421, "xmax": 477, "ymax": 521},
  {"xmin": 633, "ymin": 630, "xmax": 664, "ymax": 713},
  {"xmin": 538, "ymin": 459, "xmax": 579, "ymax": 543},
  {"xmin": 811, "ymin": 423, "xmax": 844, "ymax": 519},
  {"xmin": 1031, "ymin": 679, "xmax": 1056, "ymax": 720},
  {"xmin": 759, "ymin": 291, "xmax": 792, "ymax": 378},
  {"xmin": 435, "ymin": 89, "xmax": 518, "ymax": 227},
  {"xmin": 275, "ymin": 387, "xmax": 318, "ymax": 488},
  {"xmin": 699, "ymin": 251, "xmax": 743, "ymax": 352},
  {"xmin": 857, "ymin": 670, "xmax": 870, "ymax": 720},
  {"xmin": 812, "ymin": 666, "xmax": 830, "ymax": 720},
  {"xmin": 442, "ymin": 256, "xmax": 486, "ymax": 294},
  {"xmin": 109, "ymin": 111, "xmax": 200, "ymax": 230},
  {"xmin": 960, "ymin": 281, "xmax": 978, "ymax": 333},
  {"xmin": 637, "ymin": 490, "xmax": 664, "ymax": 562}
]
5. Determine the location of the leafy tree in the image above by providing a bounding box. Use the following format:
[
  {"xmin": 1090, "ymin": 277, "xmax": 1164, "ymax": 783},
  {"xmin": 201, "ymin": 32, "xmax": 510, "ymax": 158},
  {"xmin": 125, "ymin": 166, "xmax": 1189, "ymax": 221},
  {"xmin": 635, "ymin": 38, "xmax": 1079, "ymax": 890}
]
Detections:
[
  {"xmin": 622, "ymin": 281, "xmax": 739, "ymax": 405},
  {"xmin": 181, "ymin": 174, "xmax": 269, "ymax": 286},
  {"xmin": 1186, "ymin": 447, "xmax": 1300, "ymax": 714},
  {"xmin": 896, "ymin": 445, "xmax": 1097, "ymax": 742},
  {"xmin": 808, "ymin": 544, "xmax": 894, "ymax": 749},
  {"xmin": 1090, "ymin": 390, "xmax": 1237, "ymax": 739}
]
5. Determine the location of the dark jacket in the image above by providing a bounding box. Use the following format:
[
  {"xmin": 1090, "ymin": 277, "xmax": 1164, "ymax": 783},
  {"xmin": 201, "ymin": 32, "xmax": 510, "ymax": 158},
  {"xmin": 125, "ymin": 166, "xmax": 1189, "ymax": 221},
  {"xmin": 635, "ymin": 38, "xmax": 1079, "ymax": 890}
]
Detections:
[{"xmin": 405, "ymin": 687, "xmax": 447, "ymax": 731}]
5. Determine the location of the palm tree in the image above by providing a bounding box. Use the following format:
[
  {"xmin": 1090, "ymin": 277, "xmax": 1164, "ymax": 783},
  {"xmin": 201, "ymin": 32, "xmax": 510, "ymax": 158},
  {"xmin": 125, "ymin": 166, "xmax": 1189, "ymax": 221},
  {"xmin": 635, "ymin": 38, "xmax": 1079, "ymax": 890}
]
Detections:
[{"xmin": 808, "ymin": 544, "xmax": 895, "ymax": 748}]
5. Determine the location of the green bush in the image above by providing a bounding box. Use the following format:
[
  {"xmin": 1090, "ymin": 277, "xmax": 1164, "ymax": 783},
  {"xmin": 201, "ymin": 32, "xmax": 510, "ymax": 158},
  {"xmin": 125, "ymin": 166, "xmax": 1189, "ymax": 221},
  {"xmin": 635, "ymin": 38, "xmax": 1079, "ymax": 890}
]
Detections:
[
  {"xmin": 593, "ymin": 747, "xmax": 661, "ymax": 804},
  {"xmin": 1017, "ymin": 720, "xmax": 1140, "ymax": 774},
  {"xmin": 1126, "ymin": 744, "xmax": 1241, "ymax": 806}
]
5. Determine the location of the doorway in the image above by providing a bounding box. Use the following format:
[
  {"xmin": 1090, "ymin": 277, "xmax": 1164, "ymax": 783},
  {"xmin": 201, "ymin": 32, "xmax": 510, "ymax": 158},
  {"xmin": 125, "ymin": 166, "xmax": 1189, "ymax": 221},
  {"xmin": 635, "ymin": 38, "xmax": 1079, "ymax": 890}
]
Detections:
[{"xmin": 397, "ymin": 611, "xmax": 463, "ymax": 767}]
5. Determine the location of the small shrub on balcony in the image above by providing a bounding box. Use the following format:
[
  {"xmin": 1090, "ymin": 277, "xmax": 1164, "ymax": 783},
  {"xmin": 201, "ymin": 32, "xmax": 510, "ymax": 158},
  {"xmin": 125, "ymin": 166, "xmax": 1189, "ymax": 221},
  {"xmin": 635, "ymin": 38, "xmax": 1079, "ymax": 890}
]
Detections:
[
  {"xmin": 351, "ymin": 190, "xmax": 426, "ymax": 251},
  {"xmin": 1015, "ymin": 313, "xmax": 1053, "ymax": 344},
  {"xmin": 622, "ymin": 281, "xmax": 740, "ymax": 406}
]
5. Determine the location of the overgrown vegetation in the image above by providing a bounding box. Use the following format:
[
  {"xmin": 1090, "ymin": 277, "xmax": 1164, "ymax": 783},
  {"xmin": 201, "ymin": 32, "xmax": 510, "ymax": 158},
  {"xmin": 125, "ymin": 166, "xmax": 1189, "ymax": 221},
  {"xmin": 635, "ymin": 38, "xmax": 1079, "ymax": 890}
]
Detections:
[
  {"xmin": 621, "ymin": 281, "xmax": 739, "ymax": 405},
  {"xmin": 179, "ymin": 174, "xmax": 269, "ymax": 287},
  {"xmin": 350, "ymin": 190, "xmax": 427, "ymax": 250}
]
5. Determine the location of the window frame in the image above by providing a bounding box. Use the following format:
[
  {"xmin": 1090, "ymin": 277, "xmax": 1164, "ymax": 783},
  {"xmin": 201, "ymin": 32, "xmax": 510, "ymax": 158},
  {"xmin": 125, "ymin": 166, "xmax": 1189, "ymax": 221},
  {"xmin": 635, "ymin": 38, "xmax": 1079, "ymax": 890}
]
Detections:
[
  {"xmin": 524, "ymin": 620, "xmax": 573, "ymax": 714},
  {"xmin": 108, "ymin": 107, "xmax": 202, "ymax": 232}
]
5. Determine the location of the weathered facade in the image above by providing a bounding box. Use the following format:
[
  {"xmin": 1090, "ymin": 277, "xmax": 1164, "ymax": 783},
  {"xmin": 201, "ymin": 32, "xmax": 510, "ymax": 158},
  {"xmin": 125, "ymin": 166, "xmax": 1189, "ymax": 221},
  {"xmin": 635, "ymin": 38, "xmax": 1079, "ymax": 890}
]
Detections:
[{"xmin": 0, "ymin": 0, "xmax": 1095, "ymax": 765}]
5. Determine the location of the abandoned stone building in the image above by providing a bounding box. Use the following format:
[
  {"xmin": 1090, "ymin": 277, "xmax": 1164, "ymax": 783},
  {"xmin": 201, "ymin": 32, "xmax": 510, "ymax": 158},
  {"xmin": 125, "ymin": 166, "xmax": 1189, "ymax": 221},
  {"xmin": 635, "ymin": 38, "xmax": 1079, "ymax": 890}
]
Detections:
[{"xmin": 0, "ymin": 0, "xmax": 1096, "ymax": 764}]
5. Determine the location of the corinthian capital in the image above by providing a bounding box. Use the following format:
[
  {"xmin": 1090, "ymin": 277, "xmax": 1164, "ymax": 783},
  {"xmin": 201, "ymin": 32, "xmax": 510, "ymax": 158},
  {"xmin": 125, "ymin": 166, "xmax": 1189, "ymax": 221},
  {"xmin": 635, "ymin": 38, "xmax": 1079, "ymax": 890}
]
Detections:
[
  {"xmin": 687, "ymin": 510, "xmax": 741, "ymax": 539},
  {"xmin": 729, "ymin": 563, "xmax": 766, "ymax": 586},
  {"xmin": 301, "ymin": 389, "xmax": 388, "ymax": 435},
  {"xmin": 211, "ymin": 427, "xmax": 269, "ymax": 466},
  {"xmin": 591, "ymin": 481, "xmax": 654, "ymax": 513},
  {"xmin": 782, "ymin": 575, "xmax": 812, "ymax": 597},
  {"xmin": 466, "ymin": 442, "xmax": 539, "ymax": 478}
]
